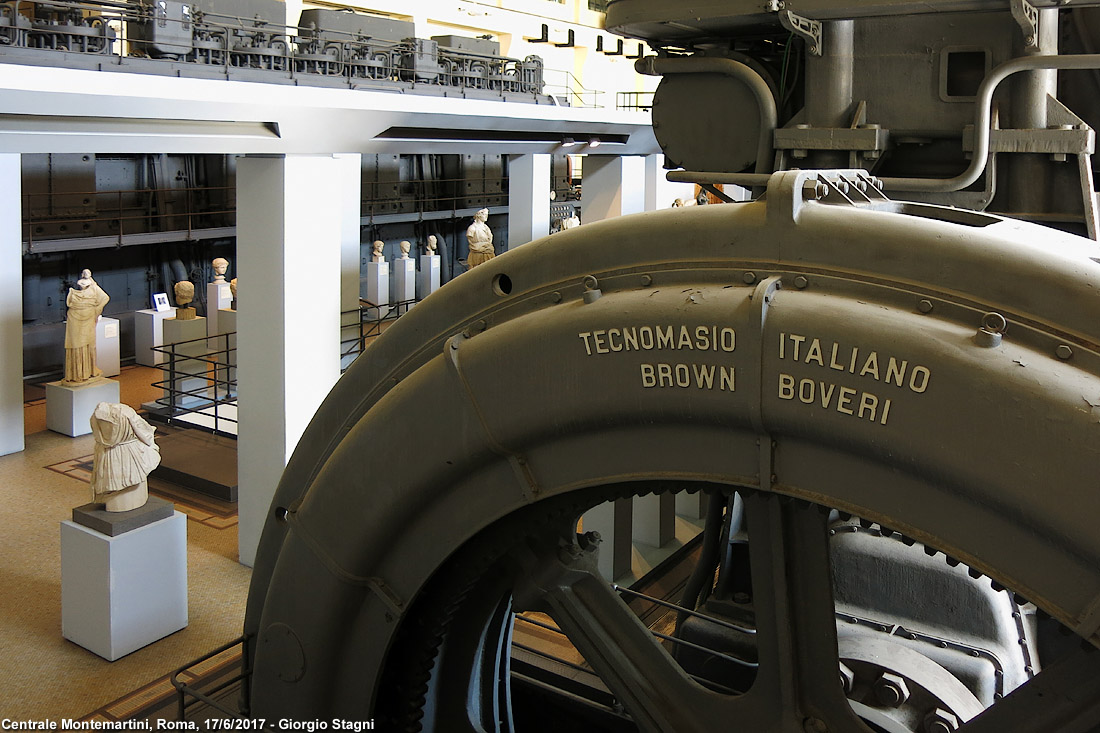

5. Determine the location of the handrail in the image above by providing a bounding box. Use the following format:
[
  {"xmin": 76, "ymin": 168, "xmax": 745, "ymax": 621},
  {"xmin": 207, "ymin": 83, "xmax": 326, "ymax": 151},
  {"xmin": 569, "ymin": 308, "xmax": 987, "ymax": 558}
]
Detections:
[{"xmin": 170, "ymin": 634, "xmax": 252, "ymax": 721}]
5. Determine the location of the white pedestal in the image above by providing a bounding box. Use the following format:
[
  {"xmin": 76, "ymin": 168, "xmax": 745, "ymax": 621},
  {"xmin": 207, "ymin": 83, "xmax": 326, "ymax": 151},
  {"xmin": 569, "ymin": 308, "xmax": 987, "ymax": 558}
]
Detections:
[
  {"xmin": 215, "ymin": 309, "xmax": 237, "ymax": 399},
  {"xmin": 206, "ymin": 281, "xmax": 233, "ymax": 337},
  {"xmin": 134, "ymin": 308, "xmax": 178, "ymax": 367},
  {"xmin": 45, "ymin": 378, "xmax": 120, "ymax": 437},
  {"xmin": 393, "ymin": 257, "xmax": 415, "ymax": 311},
  {"xmin": 162, "ymin": 317, "xmax": 210, "ymax": 408},
  {"xmin": 61, "ymin": 512, "xmax": 188, "ymax": 661},
  {"xmin": 365, "ymin": 261, "xmax": 390, "ymax": 320},
  {"xmin": 419, "ymin": 254, "xmax": 441, "ymax": 300},
  {"xmin": 94, "ymin": 317, "xmax": 121, "ymax": 377}
]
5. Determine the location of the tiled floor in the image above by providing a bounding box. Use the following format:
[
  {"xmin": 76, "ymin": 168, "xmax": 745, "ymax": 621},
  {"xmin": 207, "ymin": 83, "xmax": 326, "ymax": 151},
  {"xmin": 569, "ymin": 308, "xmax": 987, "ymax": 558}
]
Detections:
[{"xmin": 1, "ymin": 366, "xmax": 251, "ymax": 720}]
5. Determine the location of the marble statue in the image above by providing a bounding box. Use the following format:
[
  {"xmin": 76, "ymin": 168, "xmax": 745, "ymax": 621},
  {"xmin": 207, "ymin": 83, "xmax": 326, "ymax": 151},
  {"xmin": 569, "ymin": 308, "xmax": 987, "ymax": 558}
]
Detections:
[
  {"xmin": 230, "ymin": 277, "xmax": 238, "ymax": 304},
  {"xmin": 63, "ymin": 270, "xmax": 110, "ymax": 385},
  {"xmin": 399, "ymin": 241, "xmax": 411, "ymax": 259},
  {"xmin": 89, "ymin": 402, "xmax": 161, "ymax": 512},
  {"xmin": 174, "ymin": 280, "xmax": 196, "ymax": 320},
  {"xmin": 466, "ymin": 208, "xmax": 495, "ymax": 269},
  {"xmin": 372, "ymin": 240, "xmax": 385, "ymax": 263},
  {"xmin": 426, "ymin": 235, "xmax": 438, "ymax": 255},
  {"xmin": 561, "ymin": 213, "xmax": 581, "ymax": 230},
  {"xmin": 212, "ymin": 257, "xmax": 229, "ymax": 283}
]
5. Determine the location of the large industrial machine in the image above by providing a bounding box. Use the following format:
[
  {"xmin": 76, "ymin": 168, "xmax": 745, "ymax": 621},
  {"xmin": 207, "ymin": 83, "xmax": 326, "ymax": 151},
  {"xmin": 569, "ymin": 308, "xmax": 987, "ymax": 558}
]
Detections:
[{"xmin": 243, "ymin": 1, "xmax": 1100, "ymax": 731}]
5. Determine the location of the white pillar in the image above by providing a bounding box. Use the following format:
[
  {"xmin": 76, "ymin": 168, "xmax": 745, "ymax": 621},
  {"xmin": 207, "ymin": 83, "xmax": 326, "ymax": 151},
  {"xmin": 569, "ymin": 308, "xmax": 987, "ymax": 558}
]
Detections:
[
  {"xmin": 236, "ymin": 155, "xmax": 346, "ymax": 567},
  {"xmin": 581, "ymin": 155, "xmax": 646, "ymax": 223},
  {"xmin": 0, "ymin": 154, "xmax": 22, "ymax": 456},
  {"xmin": 507, "ymin": 153, "xmax": 551, "ymax": 248},
  {"xmin": 337, "ymin": 154, "xmax": 362, "ymax": 370},
  {"xmin": 644, "ymin": 154, "xmax": 698, "ymax": 211}
]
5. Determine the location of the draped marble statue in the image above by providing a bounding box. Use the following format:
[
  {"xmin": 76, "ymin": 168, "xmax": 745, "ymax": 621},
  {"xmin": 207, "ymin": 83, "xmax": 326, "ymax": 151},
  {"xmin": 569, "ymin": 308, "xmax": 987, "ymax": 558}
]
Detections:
[
  {"xmin": 89, "ymin": 402, "xmax": 161, "ymax": 512},
  {"xmin": 63, "ymin": 270, "xmax": 110, "ymax": 384},
  {"xmin": 466, "ymin": 208, "xmax": 495, "ymax": 269}
]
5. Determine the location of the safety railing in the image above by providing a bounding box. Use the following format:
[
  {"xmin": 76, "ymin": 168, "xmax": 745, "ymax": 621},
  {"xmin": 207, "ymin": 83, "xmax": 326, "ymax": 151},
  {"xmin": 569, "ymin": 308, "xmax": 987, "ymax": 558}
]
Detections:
[
  {"xmin": 150, "ymin": 330, "xmax": 237, "ymax": 436},
  {"xmin": 543, "ymin": 68, "xmax": 605, "ymax": 108},
  {"xmin": 171, "ymin": 634, "xmax": 253, "ymax": 721},
  {"xmin": 616, "ymin": 90, "xmax": 654, "ymax": 111}
]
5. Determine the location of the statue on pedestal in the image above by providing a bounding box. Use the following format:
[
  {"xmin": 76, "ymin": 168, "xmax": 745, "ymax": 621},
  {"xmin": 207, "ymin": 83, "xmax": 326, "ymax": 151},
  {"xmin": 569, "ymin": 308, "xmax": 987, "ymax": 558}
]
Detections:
[
  {"xmin": 63, "ymin": 269, "xmax": 110, "ymax": 385},
  {"xmin": 173, "ymin": 281, "xmax": 196, "ymax": 320},
  {"xmin": 90, "ymin": 402, "xmax": 161, "ymax": 512},
  {"xmin": 372, "ymin": 240, "xmax": 385, "ymax": 263},
  {"xmin": 212, "ymin": 257, "xmax": 230, "ymax": 283},
  {"xmin": 426, "ymin": 235, "xmax": 438, "ymax": 255},
  {"xmin": 466, "ymin": 208, "xmax": 495, "ymax": 269},
  {"xmin": 399, "ymin": 241, "xmax": 412, "ymax": 259}
]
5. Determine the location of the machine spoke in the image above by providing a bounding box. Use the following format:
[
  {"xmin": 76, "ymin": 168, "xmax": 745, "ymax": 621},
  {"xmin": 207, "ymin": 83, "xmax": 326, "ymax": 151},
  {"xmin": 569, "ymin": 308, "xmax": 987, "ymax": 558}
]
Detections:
[
  {"xmin": 743, "ymin": 493, "xmax": 871, "ymax": 732},
  {"xmin": 511, "ymin": 529, "xmax": 731, "ymax": 733}
]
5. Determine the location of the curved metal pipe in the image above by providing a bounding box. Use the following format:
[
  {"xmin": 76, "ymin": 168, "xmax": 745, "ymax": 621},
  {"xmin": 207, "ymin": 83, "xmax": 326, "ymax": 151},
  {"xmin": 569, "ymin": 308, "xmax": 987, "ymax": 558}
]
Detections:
[
  {"xmin": 637, "ymin": 55, "xmax": 778, "ymax": 175},
  {"xmin": 665, "ymin": 54, "xmax": 1100, "ymax": 194}
]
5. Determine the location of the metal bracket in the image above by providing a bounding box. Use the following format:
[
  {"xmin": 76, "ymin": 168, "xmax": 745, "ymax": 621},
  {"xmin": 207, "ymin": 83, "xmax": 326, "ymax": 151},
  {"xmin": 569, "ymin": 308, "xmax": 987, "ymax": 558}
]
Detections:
[
  {"xmin": 779, "ymin": 10, "xmax": 822, "ymax": 56},
  {"xmin": 1010, "ymin": 0, "xmax": 1040, "ymax": 48}
]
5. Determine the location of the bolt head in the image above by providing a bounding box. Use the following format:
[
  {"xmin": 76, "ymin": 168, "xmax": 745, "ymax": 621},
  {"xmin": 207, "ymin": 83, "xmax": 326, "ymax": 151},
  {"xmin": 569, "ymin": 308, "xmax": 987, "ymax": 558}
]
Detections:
[
  {"xmin": 873, "ymin": 672, "xmax": 910, "ymax": 707},
  {"xmin": 743, "ymin": 271, "xmax": 757, "ymax": 284},
  {"xmin": 918, "ymin": 299, "xmax": 934, "ymax": 313},
  {"xmin": 924, "ymin": 709, "xmax": 960, "ymax": 733},
  {"xmin": 794, "ymin": 275, "xmax": 809, "ymax": 289},
  {"xmin": 803, "ymin": 718, "xmax": 827, "ymax": 733},
  {"xmin": 1056, "ymin": 344, "xmax": 1074, "ymax": 360}
]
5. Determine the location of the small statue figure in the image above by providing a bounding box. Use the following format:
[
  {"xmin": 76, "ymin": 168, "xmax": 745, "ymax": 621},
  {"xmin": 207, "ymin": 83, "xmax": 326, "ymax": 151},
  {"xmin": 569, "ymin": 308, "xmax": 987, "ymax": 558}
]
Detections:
[
  {"xmin": 399, "ymin": 241, "xmax": 412, "ymax": 259},
  {"xmin": 372, "ymin": 240, "xmax": 385, "ymax": 263},
  {"xmin": 466, "ymin": 208, "xmax": 495, "ymax": 269},
  {"xmin": 63, "ymin": 269, "xmax": 110, "ymax": 385},
  {"xmin": 561, "ymin": 213, "xmax": 580, "ymax": 230},
  {"xmin": 212, "ymin": 257, "xmax": 230, "ymax": 283},
  {"xmin": 89, "ymin": 402, "xmax": 161, "ymax": 512},
  {"xmin": 230, "ymin": 277, "xmax": 238, "ymax": 308},
  {"xmin": 174, "ymin": 281, "xmax": 196, "ymax": 320},
  {"xmin": 426, "ymin": 235, "xmax": 438, "ymax": 255}
]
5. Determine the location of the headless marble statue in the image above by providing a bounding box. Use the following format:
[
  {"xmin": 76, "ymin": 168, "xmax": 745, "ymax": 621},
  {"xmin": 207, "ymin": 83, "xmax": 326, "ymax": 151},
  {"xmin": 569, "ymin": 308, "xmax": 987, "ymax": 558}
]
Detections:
[
  {"xmin": 89, "ymin": 402, "xmax": 161, "ymax": 512},
  {"xmin": 63, "ymin": 269, "xmax": 110, "ymax": 385}
]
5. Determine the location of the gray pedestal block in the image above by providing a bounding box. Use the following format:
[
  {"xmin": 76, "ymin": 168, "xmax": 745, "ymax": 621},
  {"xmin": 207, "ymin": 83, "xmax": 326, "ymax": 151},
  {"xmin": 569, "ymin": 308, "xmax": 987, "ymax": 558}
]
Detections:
[{"xmin": 95, "ymin": 317, "xmax": 121, "ymax": 377}]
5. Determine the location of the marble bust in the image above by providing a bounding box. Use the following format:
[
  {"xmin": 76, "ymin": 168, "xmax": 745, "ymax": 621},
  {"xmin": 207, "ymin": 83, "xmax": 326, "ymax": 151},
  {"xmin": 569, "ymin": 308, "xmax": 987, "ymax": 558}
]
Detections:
[
  {"xmin": 212, "ymin": 257, "xmax": 229, "ymax": 283},
  {"xmin": 230, "ymin": 277, "xmax": 238, "ymax": 304},
  {"xmin": 426, "ymin": 235, "xmax": 438, "ymax": 255},
  {"xmin": 372, "ymin": 240, "xmax": 385, "ymax": 263},
  {"xmin": 89, "ymin": 402, "xmax": 161, "ymax": 512},
  {"xmin": 466, "ymin": 208, "xmax": 495, "ymax": 269},
  {"xmin": 174, "ymin": 281, "xmax": 196, "ymax": 320},
  {"xmin": 63, "ymin": 269, "xmax": 110, "ymax": 385},
  {"xmin": 399, "ymin": 241, "xmax": 411, "ymax": 259}
]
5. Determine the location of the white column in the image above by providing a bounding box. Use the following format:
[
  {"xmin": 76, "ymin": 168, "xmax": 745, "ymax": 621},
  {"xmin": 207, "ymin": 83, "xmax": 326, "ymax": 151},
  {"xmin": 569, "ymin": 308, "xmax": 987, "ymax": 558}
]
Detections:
[
  {"xmin": 581, "ymin": 155, "xmax": 646, "ymax": 223},
  {"xmin": 507, "ymin": 153, "xmax": 551, "ymax": 248},
  {"xmin": 337, "ymin": 154, "xmax": 362, "ymax": 370},
  {"xmin": 236, "ymin": 155, "xmax": 345, "ymax": 567},
  {"xmin": 0, "ymin": 154, "xmax": 23, "ymax": 456},
  {"xmin": 644, "ymin": 154, "xmax": 697, "ymax": 211}
]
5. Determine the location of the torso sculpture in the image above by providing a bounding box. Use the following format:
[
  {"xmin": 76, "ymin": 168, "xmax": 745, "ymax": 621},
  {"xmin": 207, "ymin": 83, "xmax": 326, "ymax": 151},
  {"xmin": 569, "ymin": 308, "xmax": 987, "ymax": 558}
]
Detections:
[
  {"xmin": 466, "ymin": 208, "xmax": 495, "ymax": 269},
  {"xmin": 63, "ymin": 270, "xmax": 110, "ymax": 384},
  {"xmin": 89, "ymin": 402, "xmax": 161, "ymax": 512}
]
